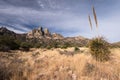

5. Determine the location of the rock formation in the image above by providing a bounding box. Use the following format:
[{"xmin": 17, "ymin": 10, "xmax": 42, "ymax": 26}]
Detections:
[
  {"xmin": 27, "ymin": 27, "xmax": 44, "ymax": 39},
  {"xmin": 44, "ymin": 28, "xmax": 51, "ymax": 38},
  {"xmin": 52, "ymin": 33, "xmax": 64, "ymax": 39},
  {"xmin": 26, "ymin": 27, "xmax": 64, "ymax": 39}
]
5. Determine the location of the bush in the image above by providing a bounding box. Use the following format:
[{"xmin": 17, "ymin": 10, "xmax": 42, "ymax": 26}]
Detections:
[
  {"xmin": 0, "ymin": 36, "xmax": 20, "ymax": 51},
  {"xmin": 89, "ymin": 37, "xmax": 110, "ymax": 62},
  {"xmin": 0, "ymin": 45, "xmax": 10, "ymax": 52},
  {"xmin": 61, "ymin": 45, "xmax": 68, "ymax": 49},
  {"xmin": 47, "ymin": 46, "xmax": 52, "ymax": 49},
  {"xmin": 74, "ymin": 47, "xmax": 80, "ymax": 52},
  {"xmin": 34, "ymin": 43, "xmax": 41, "ymax": 48},
  {"xmin": 20, "ymin": 42, "xmax": 30, "ymax": 51}
]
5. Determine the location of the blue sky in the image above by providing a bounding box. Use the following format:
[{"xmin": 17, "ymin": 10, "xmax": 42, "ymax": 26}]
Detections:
[{"xmin": 0, "ymin": 0, "xmax": 120, "ymax": 42}]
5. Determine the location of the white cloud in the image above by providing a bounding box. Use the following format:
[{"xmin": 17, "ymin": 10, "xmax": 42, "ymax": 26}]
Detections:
[{"xmin": 0, "ymin": 0, "xmax": 120, "ymax": 42}]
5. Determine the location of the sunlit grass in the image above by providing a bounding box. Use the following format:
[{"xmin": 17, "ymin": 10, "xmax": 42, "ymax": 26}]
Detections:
[{"xmin": 0, "ymin": 48, "xmax": 120, "ymax": 80}]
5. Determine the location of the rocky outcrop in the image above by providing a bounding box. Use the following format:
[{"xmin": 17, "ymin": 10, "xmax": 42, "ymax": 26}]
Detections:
[
  {"xmin": 52, "ymin": 33, "xmax": 64, "ymax": 39},
  {"xmin": 44, "ymin": 28, "xmax": 51, "ymax": 38},
  {"xmin": 26, "ymin": 27, "xmax": 44, "ymax": 39},
  {"xmin": 26, "ymin": 27, "xmax": 63, "ymax": 39},
  {"xmin": 44, "ymin": 28, "xmax": 49, "ymax": 35}
]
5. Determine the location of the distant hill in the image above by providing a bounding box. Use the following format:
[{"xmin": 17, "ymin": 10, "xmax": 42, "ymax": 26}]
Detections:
[
  {"xmin": 0, "ymin": 26, "xmax": 89, "ymax": 51},
  {"xmin": 112, "ymin": 41, "xmax": 120, "ymax": 47},
  {"xmin": 0, "ymin": 27, "xmax": 26, "ymax": 41}
]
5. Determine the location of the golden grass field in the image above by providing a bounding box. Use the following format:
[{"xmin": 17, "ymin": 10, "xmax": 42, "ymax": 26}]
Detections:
[{"xmin": 0, "ymin": 47, "xmax": 120, "ymax": 80}]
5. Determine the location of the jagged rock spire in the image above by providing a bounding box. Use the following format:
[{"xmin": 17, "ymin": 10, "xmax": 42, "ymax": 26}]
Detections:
[{"xmin": 26, "ymin": 26, "xmax": 64, "ymax": 39}]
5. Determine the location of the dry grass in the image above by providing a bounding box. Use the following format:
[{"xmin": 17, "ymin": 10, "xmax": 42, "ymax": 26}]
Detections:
[{"xmin": 0, "ymin": 47, "xmax": 120, "ymax": 80}]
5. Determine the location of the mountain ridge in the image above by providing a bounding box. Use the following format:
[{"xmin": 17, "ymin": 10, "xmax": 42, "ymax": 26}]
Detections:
[
  {"xmin": 0, "ymin": 26, "xmax": 89, "ymax": 51},
  {"xmin": 0, "ymin": 26, "xmax": 87, "ymax": 40}
]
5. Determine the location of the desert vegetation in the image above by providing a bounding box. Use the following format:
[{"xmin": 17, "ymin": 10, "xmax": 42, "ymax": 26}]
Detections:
[
  {"xmin": 0, "ymin": 35, "xmax": 87, "ymax": 52},
  {"xmin": 0, "ymin": 1, "xmax": 119, "ymax": 80},
  {"xmin": 89, "ymin": 37, "xmax": 111, "ymax": 62},
  {"xmin": 87, "ymin": 3, "xmax": 112, "ymax": 62},
  {"xmin": 0, "ymin": 48, "xmax": 120, "ymax": 80}
]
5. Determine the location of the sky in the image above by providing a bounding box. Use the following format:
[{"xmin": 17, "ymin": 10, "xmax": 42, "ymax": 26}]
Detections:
[{"xmin": 0, "ymin": 0, "xmax": 120, "ymax": 42}]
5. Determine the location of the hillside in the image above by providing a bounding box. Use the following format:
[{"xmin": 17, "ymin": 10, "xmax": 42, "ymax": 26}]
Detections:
[
  {"xmin": 112, "ymin": 41, "xmax": 120, "ymax": 48},
  {"xmin": 0, "ymin": 26, "xmax": 89, "ymax": 51}
]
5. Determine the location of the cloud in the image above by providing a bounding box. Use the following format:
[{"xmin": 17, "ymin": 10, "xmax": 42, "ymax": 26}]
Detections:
[
  {"xmin": 0, "ymin": 0, "xmax": 120, "ymax": 42},
  {"xmin": 0, "ymin": 0, "xmax": 41, "ymax": 9}
]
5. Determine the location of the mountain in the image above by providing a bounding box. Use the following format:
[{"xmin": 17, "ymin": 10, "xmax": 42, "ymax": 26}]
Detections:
[
  {"xmin": 112, "ymin": 41, "xmax": 120, "ymax": 47},
  {"xmin": 0, "ymin": 26, "xmax": 89, "ymax": 51},
  {"xmin": 26, "ymin": 27, "xmax": 89, "ymax": 47},
  {"xmin": 0, "ymin": 27, "xmax": 16, "ymax": 37},
  {"xmin": 0, "ymin": 27, "xmax": 26, "ymax": 41}
]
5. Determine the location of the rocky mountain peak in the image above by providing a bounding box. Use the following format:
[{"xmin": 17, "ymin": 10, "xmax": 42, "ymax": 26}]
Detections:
[
  {"xmin": 27, "ymin": 27, "xmax": 44, "ymax": 39},
  {"xmin": 44, "ymin": 28, "xmax": 48, "ymax": 33},
  {"xmin": 44, "ymin": 28, "xmax": 51, "ymax": 37},
  {"xmin": 26, "ymin": 27, "xmax": 64, "ymax": 39},
  {"xmin": 0, "ymin": 27, "xmax": 7, "ymax": 32},
  {"xmin": 0, "ymin": 27, "xmax": 15, "ymax": 36}
]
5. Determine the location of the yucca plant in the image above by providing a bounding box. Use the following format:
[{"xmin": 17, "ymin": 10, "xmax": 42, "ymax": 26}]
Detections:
[
  {"xmin": 89, "ymin": 37, "xmax": 110, "ymax": 61},
  {"xmin": 87, "ymin": 3, "xmax": 111, "ymax": 61}
]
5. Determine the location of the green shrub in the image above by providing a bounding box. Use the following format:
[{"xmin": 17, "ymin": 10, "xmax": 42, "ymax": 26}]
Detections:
[
  {"xmin": 60, "ymin": 42, "xmax": 71, "ymax": 49},
  {"xmin": 74, "ymin": 47, "xmax": 80, "ymax": 52},
  {"xmin": 61, "ymin": 45, "xmax": 68, "ymax": 49},
  {"xmin": 47, "ymin": 45, "xmax": 52, "ymax": 49},
  {"xmin": 0, "ymin": 45, "xmax": 10, "ymax": 52},
  {"xmin": 89, "ymin": 37, "xmax": 110, "ymax": 62},
  {"xmin": 20, "ymin": 42, "xmax": 30, "ymax": 51},
  {"xmin": 34, "ymin": 43, "xmax": 41, "ymax": 48},
  {"xmin": 0, "ymin": 36, "xmax": 20, "ymax": 51}
]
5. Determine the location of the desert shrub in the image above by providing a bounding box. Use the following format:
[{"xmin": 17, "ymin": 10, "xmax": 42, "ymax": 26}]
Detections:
[
  {"xmin": 60, "ymin": 42, "xmax": 70, "ymax": 49},
  {"xmin": 89, "ymin": 37, "xmax": 111, "ymax": 61},
  {"xmin": 74, "ymin": 47, "xmax": 80, "ymax": 52},
  {"xmin": 82, "ymin": 63, "xmax": 95, "ymax": 76},
  {"xmin": 34, "ymin": 43, "xmax": 41, "ymax": 48},
  {"xmin": 47, "ymin": 46, "xmax": 52, "ymax": 49},
  {"xmin": 52, "ymin": 42, "xmax": 59, "ymax": 48},
  {"xmin": 0, "ymin": 36, "xmax": 20, "ymax": 51},
  {"xmin": 61, "ymin": 45, "xmax": 68, "ymax": 49},
  {"xmin": 20, "ymin": 42, "xmax": 30, "ymax": 51},
  {"xmin": 0, "ymin": 45, "xmax": 10, "ymax": 52}
]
